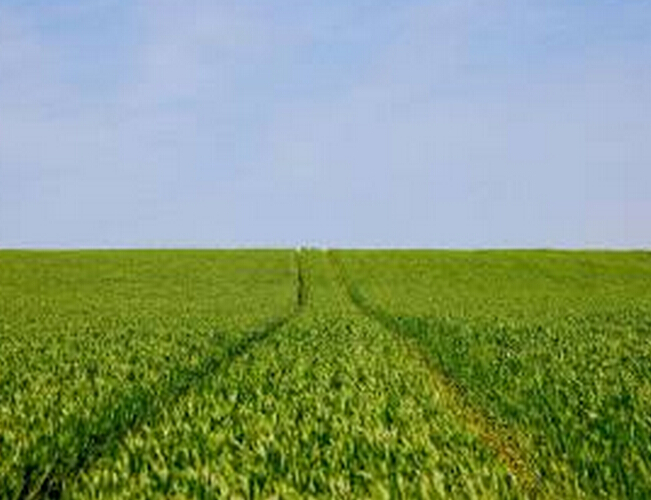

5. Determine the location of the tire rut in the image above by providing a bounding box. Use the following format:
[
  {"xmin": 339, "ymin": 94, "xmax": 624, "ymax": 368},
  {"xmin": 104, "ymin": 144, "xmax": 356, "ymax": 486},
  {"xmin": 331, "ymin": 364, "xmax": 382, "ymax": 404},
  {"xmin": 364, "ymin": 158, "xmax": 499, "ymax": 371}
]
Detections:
[
  {"xmin": 327, "ymin": 250, "xmax": 541, "ymax": 499},
  {"xmin": 15, "ymin": 251, "xmax": 307, "ymax": 500}
]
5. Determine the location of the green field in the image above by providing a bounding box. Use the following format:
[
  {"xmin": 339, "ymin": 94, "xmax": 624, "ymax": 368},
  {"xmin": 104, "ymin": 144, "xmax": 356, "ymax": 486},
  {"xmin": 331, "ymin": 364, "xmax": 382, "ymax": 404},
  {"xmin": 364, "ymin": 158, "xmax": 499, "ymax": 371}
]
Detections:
[{"xmin": 1, "ymin": 250, "xmax": 650, "ymax": 498}]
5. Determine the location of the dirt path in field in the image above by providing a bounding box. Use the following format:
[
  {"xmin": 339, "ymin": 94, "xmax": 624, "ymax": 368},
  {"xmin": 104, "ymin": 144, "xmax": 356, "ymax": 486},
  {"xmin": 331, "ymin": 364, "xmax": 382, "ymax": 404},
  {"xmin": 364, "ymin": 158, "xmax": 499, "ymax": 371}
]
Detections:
[
  {"xmin": 326, "ymin": 250, "xmax": 541, "ymax": 498},
  {"xmin": 19, "ymin": 252, "xmax": 308, "ymax": 500}
]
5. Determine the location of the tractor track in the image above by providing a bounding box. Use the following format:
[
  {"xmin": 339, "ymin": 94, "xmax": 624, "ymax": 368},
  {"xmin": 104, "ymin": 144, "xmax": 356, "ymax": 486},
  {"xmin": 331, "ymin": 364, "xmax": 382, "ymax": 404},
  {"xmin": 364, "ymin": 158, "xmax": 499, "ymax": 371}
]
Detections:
[
  {"xmin": 14, "ymin": 249, "xmax": 542, "ymax": 498},
  {"xmin": 15, "ymin": 251, "xmax": 307, "ymax": 500},
  {"xmin": 327, "ymin": 250, "xmax": 541, "ymax": 499}
]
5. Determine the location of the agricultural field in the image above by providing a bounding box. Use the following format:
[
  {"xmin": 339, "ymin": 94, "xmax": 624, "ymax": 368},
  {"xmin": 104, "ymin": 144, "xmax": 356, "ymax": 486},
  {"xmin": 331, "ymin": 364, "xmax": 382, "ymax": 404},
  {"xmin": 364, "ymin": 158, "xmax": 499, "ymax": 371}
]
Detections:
[{"xmin": 1, "ymin": 249, "xmax": 650, "ymax": 498}]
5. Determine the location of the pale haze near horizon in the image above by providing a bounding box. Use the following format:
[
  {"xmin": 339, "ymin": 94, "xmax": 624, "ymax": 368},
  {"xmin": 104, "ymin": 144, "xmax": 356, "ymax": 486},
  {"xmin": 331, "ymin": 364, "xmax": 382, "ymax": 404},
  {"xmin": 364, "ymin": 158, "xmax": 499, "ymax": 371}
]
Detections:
[{"xmin": 1, "ymin": 1, "xmax": 650, "ymax": 249}]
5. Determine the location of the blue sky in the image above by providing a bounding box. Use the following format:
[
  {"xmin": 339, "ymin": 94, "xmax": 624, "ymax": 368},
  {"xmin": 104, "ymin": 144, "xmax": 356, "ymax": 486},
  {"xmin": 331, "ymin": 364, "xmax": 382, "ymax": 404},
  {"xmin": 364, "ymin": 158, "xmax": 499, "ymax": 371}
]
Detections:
[{"xmin": 1, "ymin": 1, "xmax": 649, "ymax": 248}]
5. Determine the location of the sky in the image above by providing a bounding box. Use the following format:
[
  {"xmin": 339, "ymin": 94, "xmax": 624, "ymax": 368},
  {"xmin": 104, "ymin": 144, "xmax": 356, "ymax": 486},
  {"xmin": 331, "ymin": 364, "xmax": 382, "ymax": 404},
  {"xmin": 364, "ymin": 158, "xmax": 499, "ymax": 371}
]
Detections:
[{"xmin": 1, "ymin": 0, "xmax": 650, "ymax": 248}]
